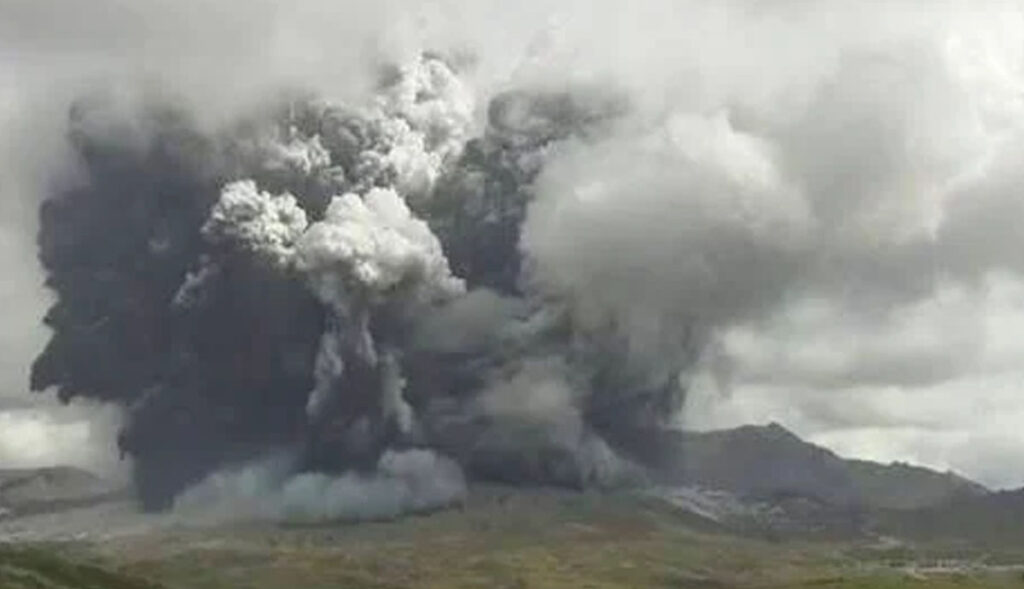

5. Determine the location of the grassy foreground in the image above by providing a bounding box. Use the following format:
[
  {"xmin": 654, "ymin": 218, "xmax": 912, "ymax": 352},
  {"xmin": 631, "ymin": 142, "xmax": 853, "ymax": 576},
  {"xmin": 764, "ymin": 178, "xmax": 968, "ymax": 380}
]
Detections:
[
  {"xmin": 0, "ymin": 545, "xmax": 163, "ymax": 589},
  {"xmin": 7, "ymin": 489, "xmax": 1024, "ymax": 589}
]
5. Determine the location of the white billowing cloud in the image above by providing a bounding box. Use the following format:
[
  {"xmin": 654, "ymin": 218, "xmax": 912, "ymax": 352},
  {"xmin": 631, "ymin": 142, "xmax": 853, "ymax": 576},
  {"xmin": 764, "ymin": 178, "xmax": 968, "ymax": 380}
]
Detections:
[
  {"xmin": 522, "ymin": 112, "xmax": 810, "ymax": 370},
  {"xmin": 202, "ymin": 180, "xmax": 310, "ymax": 267},
  {"xmin": 367, "ymin": 55, "xmax": 476, "ymax": 197},
  {"xmin": 295, "ymin": 187, "xmax": 464, "ymax": 418},
  {"xmin": 297, "ymin": 188, "xmax": 464, "ymax": 310},
  {"xmin": 175, "ymin": 449, "xmax": 466, "ymax": 523}
]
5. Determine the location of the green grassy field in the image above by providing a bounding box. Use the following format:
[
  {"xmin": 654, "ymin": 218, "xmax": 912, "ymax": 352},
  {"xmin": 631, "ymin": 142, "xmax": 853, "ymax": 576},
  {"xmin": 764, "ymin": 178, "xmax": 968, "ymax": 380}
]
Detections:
[
  {"xmin": 0, "ymin": 545, "xmax": 163, "ymax": 589},
  {"xmin": 6, "ymin": 490, "xmax": 1024, "ymax": 589}
]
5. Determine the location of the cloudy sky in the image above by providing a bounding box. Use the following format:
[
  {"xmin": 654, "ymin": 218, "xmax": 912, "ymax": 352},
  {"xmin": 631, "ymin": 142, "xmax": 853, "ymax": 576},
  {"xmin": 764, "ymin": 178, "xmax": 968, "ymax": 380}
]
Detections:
[{"xmin": 4, "ymin": 0, "xmax": 1024, "ymax": 489}]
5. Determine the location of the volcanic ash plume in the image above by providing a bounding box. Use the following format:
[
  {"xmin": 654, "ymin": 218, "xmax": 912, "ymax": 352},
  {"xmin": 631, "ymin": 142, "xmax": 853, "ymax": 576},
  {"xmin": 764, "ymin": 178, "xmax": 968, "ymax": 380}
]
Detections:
[{"xmin": 30, "ymin": 54, "xmax": 665, "ymax": 514}]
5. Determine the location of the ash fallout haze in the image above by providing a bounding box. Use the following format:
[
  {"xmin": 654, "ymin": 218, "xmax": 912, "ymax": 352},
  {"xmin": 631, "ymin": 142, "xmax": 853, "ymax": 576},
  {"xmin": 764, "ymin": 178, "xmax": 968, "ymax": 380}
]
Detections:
[{"xmin": 2, "ymin": 0, "xmax": 1024, "ymax": 519}]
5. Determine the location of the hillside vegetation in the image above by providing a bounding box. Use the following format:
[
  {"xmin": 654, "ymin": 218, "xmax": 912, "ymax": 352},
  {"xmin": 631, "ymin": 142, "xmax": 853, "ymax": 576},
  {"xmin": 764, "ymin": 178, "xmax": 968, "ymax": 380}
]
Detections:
[
  {"xmin": 0, "ymin": 545, "xmax": 163, "ymax": 589},
  {"xmin": 26, "ymin": 489, "xmax": 1024, "ymax": 589}
]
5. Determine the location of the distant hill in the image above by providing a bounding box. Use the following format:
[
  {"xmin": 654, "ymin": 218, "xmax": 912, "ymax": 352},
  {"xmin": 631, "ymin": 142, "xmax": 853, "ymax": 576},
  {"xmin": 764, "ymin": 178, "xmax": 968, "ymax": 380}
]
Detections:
[
  {"xmin": 609, "ymin": 422, "xmax": 987, "ymax": 512},
  {"xmin": 882, "ymin": 487, "xmax": 1024, "ymax": 547},
  {"xmin": 675, "ymin": 423, "xmax": 987, "ymax": 510},
  {"xmin": 845, "ymin": 458, "xmax": 988, "ymax": 510},
  {"xmin": 0, "ymin": 466, "xmax": 125, "ymax": 517},
  {"xmin": 675, "ymin": 423, "xmax": 859, "ymax": 505}
]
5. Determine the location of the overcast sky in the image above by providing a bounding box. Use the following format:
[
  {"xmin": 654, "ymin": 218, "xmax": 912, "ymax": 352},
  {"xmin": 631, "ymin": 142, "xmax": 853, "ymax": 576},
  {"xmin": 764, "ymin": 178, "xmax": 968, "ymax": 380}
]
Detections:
[{"xmin": 4, "ymin": 0, "xmax": 1024, "ymax": 489}]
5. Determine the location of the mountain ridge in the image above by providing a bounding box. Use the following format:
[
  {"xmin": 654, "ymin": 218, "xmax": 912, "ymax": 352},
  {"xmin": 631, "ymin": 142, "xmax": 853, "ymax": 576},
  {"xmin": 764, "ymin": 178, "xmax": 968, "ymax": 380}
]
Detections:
[{"xmin": 671, "ymin": 422, "xmax": 988, "ymax": 511}]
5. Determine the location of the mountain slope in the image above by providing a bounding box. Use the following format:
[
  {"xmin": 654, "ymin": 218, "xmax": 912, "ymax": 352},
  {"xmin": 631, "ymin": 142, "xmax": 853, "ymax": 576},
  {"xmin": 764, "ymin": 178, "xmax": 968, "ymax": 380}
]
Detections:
[
  {"xmin": 665, "ymin": 423, "xmax": 987, "ymax": 510},
  {"xmin": 0, "ymin": 466, "xmax": 125, "ymax": 517},
  {"xmin": 845, "ymin": 458, "xmax": 987, "ymax": 510},
  {"xmin": 883, "ymin": 488, "xmax": 1024, "ymax": 547}
]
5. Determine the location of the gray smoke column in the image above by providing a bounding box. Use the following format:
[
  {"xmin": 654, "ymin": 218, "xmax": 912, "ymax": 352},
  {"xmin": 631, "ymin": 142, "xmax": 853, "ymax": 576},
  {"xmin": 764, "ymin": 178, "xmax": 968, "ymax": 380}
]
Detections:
[{"xmin": 25, "ymin": 1, "xmax": 1024, "ymax": 512}]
